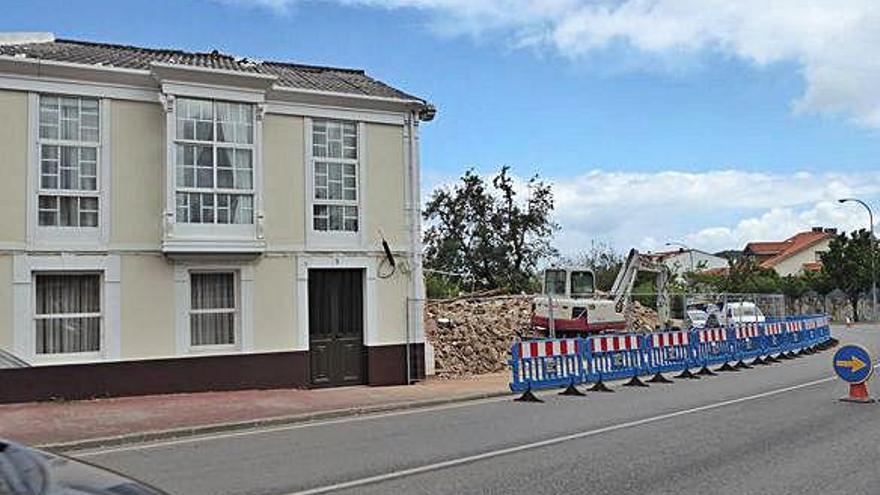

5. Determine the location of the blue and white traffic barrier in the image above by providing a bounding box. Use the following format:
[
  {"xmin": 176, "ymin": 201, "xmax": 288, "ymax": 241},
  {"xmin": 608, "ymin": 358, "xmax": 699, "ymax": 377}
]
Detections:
[{"xmin": 509, "ymin": 314, "xmax": 832, "ymax": 393}]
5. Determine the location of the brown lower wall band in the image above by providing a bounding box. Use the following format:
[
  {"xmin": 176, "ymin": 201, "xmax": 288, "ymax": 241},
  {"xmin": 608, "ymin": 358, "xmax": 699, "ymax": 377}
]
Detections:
[{"xmin": 0, "ymin": 343, "xmax": 426, "ymax": 404}]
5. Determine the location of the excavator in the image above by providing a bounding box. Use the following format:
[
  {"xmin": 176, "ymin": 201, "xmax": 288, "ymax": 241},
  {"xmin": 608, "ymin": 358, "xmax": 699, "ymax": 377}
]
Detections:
[{"xmin": 531, "ymin": 249, "xmax": 670, "ymax": 336}]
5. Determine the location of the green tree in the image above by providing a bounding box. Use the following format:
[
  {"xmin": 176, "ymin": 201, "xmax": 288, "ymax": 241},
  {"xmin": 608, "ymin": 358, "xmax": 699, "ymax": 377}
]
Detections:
[
  {"xmin": 779, "ymin": 274, "xmax": 809, "ymax": 313},
  {"xmin": 803, "ymin": 269, "xmax": 834, "ymax": 314},
  {"xmin": 422, "ymin": 167, "xmax": 558, "ymax": 295},
  {"xmin": 718, "ymin": 257, "xmax": 781, "ymax": 294},
  {"xmin": 820, "ymin": 229, "xmax": 875, "ymax": 321}
]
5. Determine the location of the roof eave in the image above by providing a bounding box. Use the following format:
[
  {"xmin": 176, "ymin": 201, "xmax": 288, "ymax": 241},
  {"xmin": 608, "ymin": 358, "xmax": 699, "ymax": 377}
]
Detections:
[
  {"xmin": 0, "ymin": 53, "xmax": 435, "ymax": 117},
  {"xmin": 268, "ymin": 84, "xmax": 430, "ymax": 114}
]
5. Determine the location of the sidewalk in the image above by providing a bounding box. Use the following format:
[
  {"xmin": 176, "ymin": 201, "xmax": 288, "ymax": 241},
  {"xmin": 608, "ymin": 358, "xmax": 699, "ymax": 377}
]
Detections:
[{"xmin": 0, "ymin": 373, "xmax": 511, "ymax": 449}]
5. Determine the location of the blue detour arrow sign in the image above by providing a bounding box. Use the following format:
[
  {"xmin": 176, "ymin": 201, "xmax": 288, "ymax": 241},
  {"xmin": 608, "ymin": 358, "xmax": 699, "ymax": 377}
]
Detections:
[{"xmin": 833, "ymin": 344, "xmax": 873, "ymax": 384}]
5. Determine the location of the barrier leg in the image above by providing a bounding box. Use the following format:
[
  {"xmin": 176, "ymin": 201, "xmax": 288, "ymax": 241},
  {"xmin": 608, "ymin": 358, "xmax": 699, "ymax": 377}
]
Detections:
[
  {"xmin": 734, "ymin": 359, "xmax": 752, "ymax": 369},
  {"xmin": 648, "ymin": 371, "xmax": 673, "ymax": 383},
  {"xmin": 675, "ymin": 366, "xmax": 700, "ymax": 379},
  {"xmin": 514, "ymin": 384, "xmax": 544, "ymax": 403},
  {"xmin": 715, "ymin": 361, "xmax": 738, "ymax": 372},
  {"xmin": 750, "ymin": 355, "xmax": 768, "ymax": 366},
  {"xmin": 623, "ymin": 374, "xmax": 649, "ymax": 387},
  {"xmin": 765, "ymin": 354, "xmax": 781, "ymax": 363},
  {"xmin": 588, "ymin": 374, "xmax": 614, "ymax": 392},
  {"xmin": 697, "ymin": 364, "xmax": 717, "ymax": 376},
  {"xmin": 559, "ymin": 378, "xmax": 586, "ymax": 397}
]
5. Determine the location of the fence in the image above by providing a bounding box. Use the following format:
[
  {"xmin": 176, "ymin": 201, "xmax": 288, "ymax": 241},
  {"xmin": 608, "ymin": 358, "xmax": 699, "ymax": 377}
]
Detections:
[
  {"xmin": 509, "ymin": 314, "xmax": 832, "ymax": 392},
  {"xmin": 628, "ymin": 292, "xmax": 786, "ymax": 331}
]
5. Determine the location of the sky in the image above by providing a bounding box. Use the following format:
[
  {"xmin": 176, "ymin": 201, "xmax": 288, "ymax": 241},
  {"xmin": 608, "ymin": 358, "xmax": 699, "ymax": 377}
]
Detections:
[{"xmin": 4, "ymin": 0, "xmax": 880, "ymax": 255}]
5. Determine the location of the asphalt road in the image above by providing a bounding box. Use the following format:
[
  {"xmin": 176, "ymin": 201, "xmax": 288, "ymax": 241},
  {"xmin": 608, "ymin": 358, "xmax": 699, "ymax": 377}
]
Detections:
[{"xmin": 75, "ymin": 325, "xmax": 880, "ymax": 495}]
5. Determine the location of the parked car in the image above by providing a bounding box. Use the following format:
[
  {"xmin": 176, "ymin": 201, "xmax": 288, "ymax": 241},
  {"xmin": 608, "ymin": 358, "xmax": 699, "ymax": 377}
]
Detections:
[
  {"xmin": 706, "ymin": 302, "xmax": 766, "ymax": 327},
  {"xmin": 0, "ymin": 438, "xmax": 167, "ymax": 495},
  {"xmin": 686, "ymin": 309, "xmax": 709, "ymax": 329}
]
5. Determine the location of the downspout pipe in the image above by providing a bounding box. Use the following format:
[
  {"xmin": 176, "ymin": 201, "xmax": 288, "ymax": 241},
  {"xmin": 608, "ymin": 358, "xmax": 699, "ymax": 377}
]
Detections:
[{"xmin": 405, "ymin": 102, "xmax": 435, "ymax": 384}]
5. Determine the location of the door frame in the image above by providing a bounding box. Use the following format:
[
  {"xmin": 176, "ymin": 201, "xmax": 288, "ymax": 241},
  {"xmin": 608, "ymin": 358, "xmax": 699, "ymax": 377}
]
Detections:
[{"xmin": 296, "ymin": 256, "xmax": 379, "ymax": 352}]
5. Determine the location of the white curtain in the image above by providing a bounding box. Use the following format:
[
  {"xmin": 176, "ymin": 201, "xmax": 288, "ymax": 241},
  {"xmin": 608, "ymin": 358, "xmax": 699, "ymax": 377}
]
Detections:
[
  {"xmin": 35, "ymin": 274, "xmax": 101, "ymax": 354},
  {"xmin": 190, "ymin": 272, "xmax": 236, "ymax": 346}
]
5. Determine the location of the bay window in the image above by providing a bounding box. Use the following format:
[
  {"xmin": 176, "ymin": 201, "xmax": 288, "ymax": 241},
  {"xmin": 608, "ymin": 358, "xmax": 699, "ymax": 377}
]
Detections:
[
  {"xmin": 174, "ymin": 98, "xmax": 255, "ymax": 225},
  {"xmin": 37, "ymin": 96, "xmax": 101, "ymax": 228},
  {"xmin": 311, "ymin": 119, "xmax": 359, "ymax": 233}
]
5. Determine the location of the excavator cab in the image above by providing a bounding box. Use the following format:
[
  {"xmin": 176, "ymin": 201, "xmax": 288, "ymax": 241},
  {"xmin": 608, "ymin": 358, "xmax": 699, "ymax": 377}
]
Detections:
[{"xmin": 541, "ymin": 268, "xmax": 595, "ymax": 298}]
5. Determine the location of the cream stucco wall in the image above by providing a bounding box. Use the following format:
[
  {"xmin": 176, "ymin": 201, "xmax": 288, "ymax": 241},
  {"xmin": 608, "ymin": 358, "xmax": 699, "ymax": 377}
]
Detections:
[
  {"xmin": 0, "ymin": 90, "xmax": 27, "ymax": 245},
  {"xmin": 263, "ymin": 114, "xmax": 306, "ymax": 247},
  {"xmin": 111, "ymin": 100, "xmax": 164, "ymax": 246},
  {"xmin": 0, "ymin": 255, "xmax": 12, "ymax": 350},
  {"xmin": 771, "ymin": 239, "xmax": 832, "ymax": 277},
  {"xmin": 376, "ymin": 269, "xmax": 412, "ymax": 344},
  {"xmin": 0, "ymin": 94, "xmax": 419, "ymax": 364},
  {"xmin": 119, "ymin": 254, "xmax": 176, "ymax": 358},
  {"xmin": 365, "ymin": 123, "xmax": 409, "ymax": 251},
  {"xmin": 253, "ymin": 254, "xmax": 298, "ymax": 351}
]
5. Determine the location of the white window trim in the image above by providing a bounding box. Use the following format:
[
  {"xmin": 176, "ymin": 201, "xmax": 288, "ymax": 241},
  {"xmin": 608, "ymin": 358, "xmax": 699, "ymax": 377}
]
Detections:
[
  {"xmin": 161, "ymin": 90, "xmax": 266, "ymax": 253},
  {"xmin": 295, "ymin": 255, "xmax": 379, "ymax": 350},
  {"xmin": 304, "ymin": 118, "xmax": 367, "ymax": 249},
  {"xmin": 174, "ymin": 261, "xmax": 254, "ymax": 355},
  {"xmin": 12, "ymin": 254, "xmax": 121, "ymax": 365},
  {"xmin": 26, "ymin": 93, "xmax": 111, "ymax": 249}
]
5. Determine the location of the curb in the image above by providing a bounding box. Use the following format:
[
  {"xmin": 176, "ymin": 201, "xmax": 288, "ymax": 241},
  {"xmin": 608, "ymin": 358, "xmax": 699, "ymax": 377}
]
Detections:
[{"xmin": 40, "ymin": 390, "xmax": 514, "ymax": 453}]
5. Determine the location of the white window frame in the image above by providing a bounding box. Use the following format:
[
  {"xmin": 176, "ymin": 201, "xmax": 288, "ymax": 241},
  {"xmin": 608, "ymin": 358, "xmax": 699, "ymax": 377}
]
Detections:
[
  {"xmin": 188, "ymin": 270, "xmax": 240, "ymax": 351},
  {"xmin": 174, "ymin": 262, "xmax": 254, "ymax": 355},
  {"xmin": 305, "ymin": 118, "xmax": 366, "ymax": 249},
  {"xmin": 33, "ymin": 272, "xmax": 103, "ymax": 359},
  {"xmin": 12, "ymin": 254, "xmax": 121, "ymax": 365},
  {"xmin": 27, "ymin": 93, "xmax": 111, "ymax": 249},
  {"xmin": 161, "ymin": 88, "xmax": 265, "ymax": 253},
  {"xmin": 173, "ymin": 98, "xmax": 256, "ymax": 226}
]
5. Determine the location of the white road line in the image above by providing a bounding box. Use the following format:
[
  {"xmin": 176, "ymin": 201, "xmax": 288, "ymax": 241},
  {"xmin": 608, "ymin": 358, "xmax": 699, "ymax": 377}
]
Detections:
[
  {"xmin": 75, "ymin": 353, "xmax": 854, "ymax": 459},
  {"xmin": 73, "ymin": 395, "xmax": 513, "ymax": 457},
  {"xmin": 285, "ymin": 375, "xmax": 836, "ymax": 495}
]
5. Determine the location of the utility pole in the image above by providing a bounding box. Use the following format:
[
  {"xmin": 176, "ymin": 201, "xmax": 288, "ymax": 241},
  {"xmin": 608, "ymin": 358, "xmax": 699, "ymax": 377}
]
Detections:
[{"xmin": 839, "ymin": 198, "xmax": 877, "ymax": 322}]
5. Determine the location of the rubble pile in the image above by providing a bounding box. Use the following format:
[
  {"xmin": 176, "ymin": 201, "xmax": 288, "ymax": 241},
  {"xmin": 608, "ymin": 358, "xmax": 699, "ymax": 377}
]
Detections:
[
  {"xmin": 424, "ymin": 295, "xmax": 533, "ymax": 377},
  {"xmin": 629, "ymin": 301, "xmax": 660, "ymax": 332}
]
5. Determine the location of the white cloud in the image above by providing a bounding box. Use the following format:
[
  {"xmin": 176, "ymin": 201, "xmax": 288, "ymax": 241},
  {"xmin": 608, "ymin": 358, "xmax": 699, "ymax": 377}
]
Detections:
[
  {"xmin": 224, "ymin": 0, "xmax": 880, "ymax": 129},
  {"xmin": 546, "ymin": 169, "xmax": 880, "ymax": 254},
  {"xmin": 421, "ymin": 168, "xmax": 880, "ymax": 255}
]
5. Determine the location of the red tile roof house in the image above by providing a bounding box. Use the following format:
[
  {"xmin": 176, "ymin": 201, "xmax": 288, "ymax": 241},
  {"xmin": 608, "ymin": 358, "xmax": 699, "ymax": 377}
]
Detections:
[{"xmin": 743, "ymin": 227, "xmax": 837, "ymax": 277}]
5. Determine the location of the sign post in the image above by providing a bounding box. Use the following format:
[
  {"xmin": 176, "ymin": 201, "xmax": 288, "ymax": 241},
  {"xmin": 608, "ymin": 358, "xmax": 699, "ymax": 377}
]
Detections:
[{"xmin": 833, "ymin": 344, "xmax": 875, "ymax": 403}]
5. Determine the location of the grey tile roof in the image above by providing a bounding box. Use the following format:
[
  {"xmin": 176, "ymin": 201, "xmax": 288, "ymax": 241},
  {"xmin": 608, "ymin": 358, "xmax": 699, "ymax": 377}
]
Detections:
[{"xmin": 0, "ymin": 38, "xmax": 422, "ymax": 101}]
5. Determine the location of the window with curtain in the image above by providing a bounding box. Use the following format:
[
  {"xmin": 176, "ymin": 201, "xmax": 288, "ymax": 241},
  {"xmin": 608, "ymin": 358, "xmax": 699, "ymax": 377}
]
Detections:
[
  {"xmin": 174, "ymin": 98, "xmax": 255, "ymax": 225},
  {"xmin": 37, "ymin": 95, "xmax": 101, "ymax": 228},
  {"xmin": 34, "ymin": 273, "xmax": 101, "ymax": 354},
  {"xmin": 312, "ymin": 119, "xmax": 358, "ymax": 232},
  {"xmin": 190, "ymin": 272, "xmax": 237, "ymax": 347}
]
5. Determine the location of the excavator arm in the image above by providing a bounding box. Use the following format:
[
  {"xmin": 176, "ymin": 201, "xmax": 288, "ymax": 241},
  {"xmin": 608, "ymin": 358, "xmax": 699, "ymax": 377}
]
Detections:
[{"xmin": 611, "ymin": 249, "xmax": 671, "ymax": 329}]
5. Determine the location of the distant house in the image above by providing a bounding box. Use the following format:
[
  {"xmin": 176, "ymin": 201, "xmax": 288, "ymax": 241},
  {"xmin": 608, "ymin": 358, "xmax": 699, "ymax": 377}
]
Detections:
[
  {"xmin": 648, "ymin": 248, "xmax": 729, "ymax": 278},
  {"xmin": 743, "ymin": 227, "xmax": 837, "ymax": 277}
]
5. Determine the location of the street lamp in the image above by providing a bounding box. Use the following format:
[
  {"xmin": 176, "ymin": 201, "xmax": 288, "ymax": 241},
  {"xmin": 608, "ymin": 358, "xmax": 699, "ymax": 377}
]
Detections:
[{"xmin": 838, "ymin": 198, "xmax": 877, "ymax": 321}]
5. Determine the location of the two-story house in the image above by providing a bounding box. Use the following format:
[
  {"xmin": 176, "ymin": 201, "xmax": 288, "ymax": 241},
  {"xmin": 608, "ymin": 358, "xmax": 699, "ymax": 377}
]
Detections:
[
  {"xmin": 0, "ymin": 33, "xmax": 435, "ymax": 402},
  {"xmin": 743, "ymin": 227, "xmax": 837, "ymax": 277}
]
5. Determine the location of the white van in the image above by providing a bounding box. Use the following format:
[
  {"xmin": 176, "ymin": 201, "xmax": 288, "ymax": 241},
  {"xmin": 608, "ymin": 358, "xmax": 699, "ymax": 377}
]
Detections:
[{"xmin": 706, "ymin": 302, "xmax": 766, "ymax": 327}]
